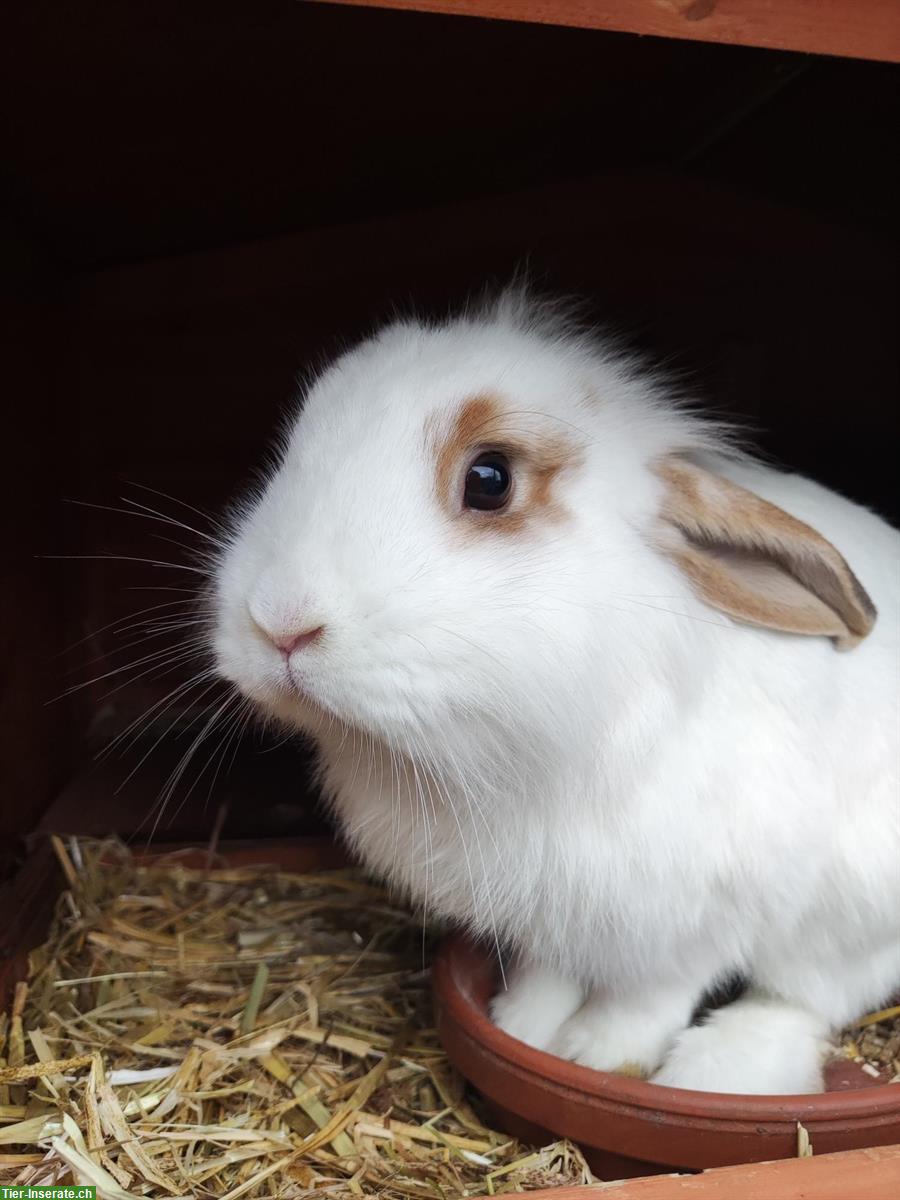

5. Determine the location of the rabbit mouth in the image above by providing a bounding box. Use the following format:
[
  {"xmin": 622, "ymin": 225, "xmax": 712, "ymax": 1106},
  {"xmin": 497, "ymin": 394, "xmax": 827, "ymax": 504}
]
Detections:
[{"xmin": 285, "ymin": 661, "xmax": 310, "ymax": 697}]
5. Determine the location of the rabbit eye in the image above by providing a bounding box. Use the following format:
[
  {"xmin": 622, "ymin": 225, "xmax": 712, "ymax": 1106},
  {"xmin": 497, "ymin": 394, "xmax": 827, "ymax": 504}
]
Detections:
[{"xmin": 464, "ymin": 452, "xmax": 512, "ymax": 511}]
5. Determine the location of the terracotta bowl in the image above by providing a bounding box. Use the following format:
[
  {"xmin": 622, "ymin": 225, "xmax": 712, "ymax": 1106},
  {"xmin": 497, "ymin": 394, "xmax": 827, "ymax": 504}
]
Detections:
[{"xmin": 432, "ymin": 933, "xmax": 900, "ymax": 1181}]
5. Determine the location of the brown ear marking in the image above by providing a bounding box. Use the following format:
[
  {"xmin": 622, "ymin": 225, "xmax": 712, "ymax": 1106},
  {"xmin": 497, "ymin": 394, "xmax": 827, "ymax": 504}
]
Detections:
[
  {"xmin": 432, "ymin": 392, "xmax": 577, "ymax": 534},
  {"xmin": 654, "ymin": 457, "xmax": 877, "ymax": 650}
]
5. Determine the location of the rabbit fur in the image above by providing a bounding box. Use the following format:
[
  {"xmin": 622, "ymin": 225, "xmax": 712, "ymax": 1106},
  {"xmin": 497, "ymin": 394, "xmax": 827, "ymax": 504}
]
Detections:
[{"xmin": 212, "ymin": 291, "xmax": 900, "ymax": 1094}]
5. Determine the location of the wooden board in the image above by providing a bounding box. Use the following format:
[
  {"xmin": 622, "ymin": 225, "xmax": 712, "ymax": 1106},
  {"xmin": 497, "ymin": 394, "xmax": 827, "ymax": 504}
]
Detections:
[
  {"xmin": 488, "ymin": 1143, "xmax": 900, "ymax": 1197},
  {"xmin": 316, "ymin": 1, "xmax": 900, "ymax": 63}
]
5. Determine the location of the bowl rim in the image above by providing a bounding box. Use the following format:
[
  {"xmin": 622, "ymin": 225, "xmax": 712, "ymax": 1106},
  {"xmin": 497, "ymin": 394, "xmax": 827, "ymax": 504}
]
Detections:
[{"xmin": 434, "ymin": 932, "xmax": 900, "ymax": 1124}]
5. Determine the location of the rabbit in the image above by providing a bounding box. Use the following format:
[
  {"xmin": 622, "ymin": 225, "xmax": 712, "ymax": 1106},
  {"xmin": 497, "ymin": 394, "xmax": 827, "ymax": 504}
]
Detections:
[{"xmin": 212, "ymin": 289, "xmax": 900, "ymax": 1095}]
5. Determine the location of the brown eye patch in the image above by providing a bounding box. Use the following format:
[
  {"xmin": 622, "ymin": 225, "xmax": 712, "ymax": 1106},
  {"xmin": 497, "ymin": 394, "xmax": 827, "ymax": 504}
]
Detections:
[{"xmin": 431, "ymin": 392, "xmax": 579, "ymax": 534}]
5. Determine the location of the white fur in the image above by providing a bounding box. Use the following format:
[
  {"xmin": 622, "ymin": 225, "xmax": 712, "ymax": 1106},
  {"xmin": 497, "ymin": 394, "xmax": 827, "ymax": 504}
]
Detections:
[
  {"xmin": 212, "ymin": 291, "xmax": 900, "ymax": 1094},
  {"xmin": 652, "ymin": 997, "xmax": 832, "ymax": 1094},
  {"xmin": 491, "ymin": 963, "xmax": 584, "ymax": 1053},
  {"xmin": 548, "ymin": 979, "xmax": 698, "ymax": 1076}
]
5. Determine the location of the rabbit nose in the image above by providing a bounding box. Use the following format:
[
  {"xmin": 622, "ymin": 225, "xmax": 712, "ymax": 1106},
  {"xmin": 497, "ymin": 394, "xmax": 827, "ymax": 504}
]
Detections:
[
  {"xmin": 268, "ymin": 625, "xmax": 325, "ymax": 657},
  {"xmin": 247, "ymin": 590, "xmax": 326, "ymax": 656}
]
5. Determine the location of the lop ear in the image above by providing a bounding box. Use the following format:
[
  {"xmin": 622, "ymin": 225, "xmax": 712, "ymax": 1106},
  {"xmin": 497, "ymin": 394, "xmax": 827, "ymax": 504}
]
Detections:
[{"xmin": 654, "ymin": 457, "xmax": 877, "ymax": 650}]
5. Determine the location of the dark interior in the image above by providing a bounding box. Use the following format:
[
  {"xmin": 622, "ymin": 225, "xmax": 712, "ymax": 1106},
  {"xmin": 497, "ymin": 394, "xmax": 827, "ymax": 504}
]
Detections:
[{"xmin": 2, "ymin": 1, "xmax": 897, "ymax": 883}]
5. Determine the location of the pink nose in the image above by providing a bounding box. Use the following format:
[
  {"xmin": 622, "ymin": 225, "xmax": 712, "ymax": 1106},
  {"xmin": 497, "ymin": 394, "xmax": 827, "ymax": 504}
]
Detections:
[{"xmin": 270, "ymin": 626, "xmax": 325, "ymax": 657}]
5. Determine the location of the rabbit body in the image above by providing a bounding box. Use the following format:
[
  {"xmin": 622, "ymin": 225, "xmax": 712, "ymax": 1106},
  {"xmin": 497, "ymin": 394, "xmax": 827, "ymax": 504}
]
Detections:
[{"xmin": 213, "ymin": 295, "xmax": 900, "ymax": 1092}]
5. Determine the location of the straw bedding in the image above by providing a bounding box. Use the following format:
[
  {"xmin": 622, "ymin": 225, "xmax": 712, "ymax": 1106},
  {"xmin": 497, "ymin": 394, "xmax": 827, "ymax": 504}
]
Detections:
[
  {"xmin": 0, "ymin": 838, "xmax": 594, "ymax": 1198},
  {"xmin": 1, "ymin": 837, "xmax": 896, "ymax": 1197}
]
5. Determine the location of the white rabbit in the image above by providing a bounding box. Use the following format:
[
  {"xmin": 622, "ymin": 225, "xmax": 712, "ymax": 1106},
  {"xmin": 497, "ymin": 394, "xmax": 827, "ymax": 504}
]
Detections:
[{"xmin": 212, "ymin": 290, "xmax": 900, "ymax": 1095}]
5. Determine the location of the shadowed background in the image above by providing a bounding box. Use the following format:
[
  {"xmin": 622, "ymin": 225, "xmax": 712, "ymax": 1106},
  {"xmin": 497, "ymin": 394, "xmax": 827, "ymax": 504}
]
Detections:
[{"xmin": 1, "ymin": 0, "xmax": 897, "ymax": 880}]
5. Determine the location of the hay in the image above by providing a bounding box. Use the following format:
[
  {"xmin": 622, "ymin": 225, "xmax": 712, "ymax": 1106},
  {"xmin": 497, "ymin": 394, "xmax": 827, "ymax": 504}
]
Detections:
[
  {"xmin": 0, "ymin": 838, "xmax": 596, "ymax": 1198},
  {"xmin": 839, "ymin": 1006, "xmax": 900, "ymax": 1082}
]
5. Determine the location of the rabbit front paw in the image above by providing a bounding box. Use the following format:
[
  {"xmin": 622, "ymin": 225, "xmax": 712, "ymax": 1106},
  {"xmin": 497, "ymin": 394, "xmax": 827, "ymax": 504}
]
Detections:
[
  {"xmin": 490, "ymin": 963, "xmax": 584, "ymax": 1053},
  {"xmin": 548, "ymin": 985, "xmax": 698, "ymax": 1077}
]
